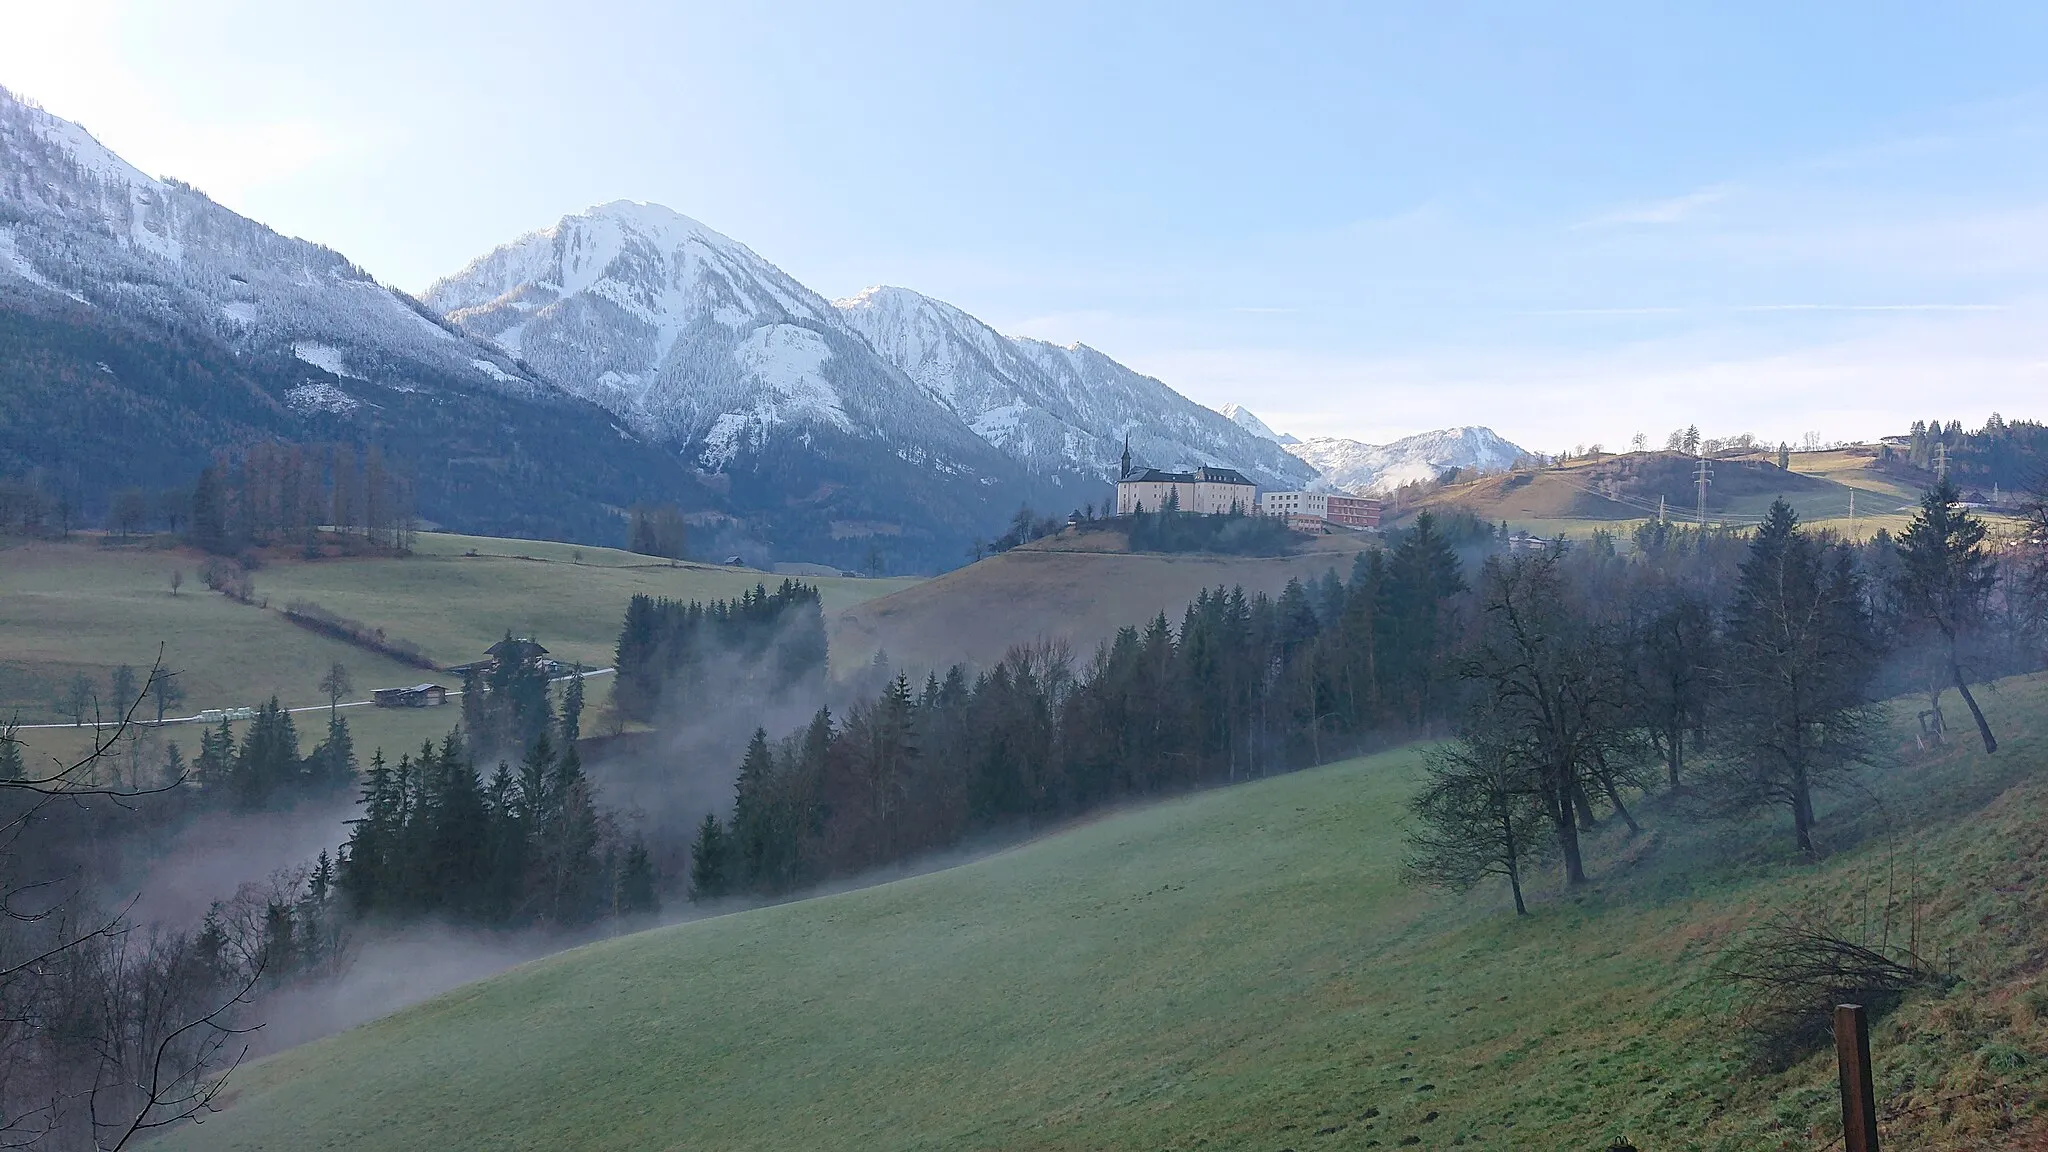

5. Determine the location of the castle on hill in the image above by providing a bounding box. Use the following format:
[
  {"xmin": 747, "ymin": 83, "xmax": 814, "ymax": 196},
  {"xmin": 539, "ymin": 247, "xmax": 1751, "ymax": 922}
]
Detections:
[
  {"xmin": 1112, "ymin": 435, "xmax": 1383, "ymax": 528},
  {"xmin": 1113, "ymin": 436, "xmax": 1258, "ymax": 515}
]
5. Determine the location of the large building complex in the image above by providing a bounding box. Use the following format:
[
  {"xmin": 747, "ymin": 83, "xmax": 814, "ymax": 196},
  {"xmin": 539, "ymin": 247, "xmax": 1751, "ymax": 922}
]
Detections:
[
  {"xmin": 1114, "ymin": 438, "xmax": 1259, "ymax": 515},
  {"xmin": 1259, "ymin": 490, "xmax": 1382, "ymax": 529}
]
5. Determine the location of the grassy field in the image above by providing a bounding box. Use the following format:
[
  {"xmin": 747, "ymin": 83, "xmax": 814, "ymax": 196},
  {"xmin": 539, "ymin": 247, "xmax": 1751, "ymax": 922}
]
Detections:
[
  {"xmin": 1410, "ymin": 449, "xmax": 1981, "ymax": 544},
  {"xmin": 158, "ymin": 675, "xmax": 2048, "ymax": 1151},
  {"xmin": 830, "ymin": 536, "xmax": 1374, "ymax": 675},
  {"xmin": 0, "ymin": 533, "xmax": 913, "ymax": 770}
]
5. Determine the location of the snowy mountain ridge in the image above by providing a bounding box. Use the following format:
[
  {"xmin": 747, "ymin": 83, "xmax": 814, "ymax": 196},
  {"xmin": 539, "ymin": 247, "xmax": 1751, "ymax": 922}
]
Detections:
[
  {"xmin": 0, "ymin": 85, "xmax": 539, "ymax": 400},
  {"xmin": 1288, "ymin": 426, "xmax": 1530, "ymax": 494},
  {"xmin": 426, "ymin": 204, "xmax": 1310, "ymax": 494},
  {"xmin": 834, "ymin": 285, "xmax": 1314, "ymax": 490},
  {"xmin": 425, "ymin": 202, "xmax": 1023, "ymax": 482}
]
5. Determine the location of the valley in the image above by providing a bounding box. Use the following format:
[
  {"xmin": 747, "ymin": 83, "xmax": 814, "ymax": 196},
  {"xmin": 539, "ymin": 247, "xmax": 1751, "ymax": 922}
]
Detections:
[{"xmin": 152, "ymin": 675, "xmax": 2048, "ymax": 1152}]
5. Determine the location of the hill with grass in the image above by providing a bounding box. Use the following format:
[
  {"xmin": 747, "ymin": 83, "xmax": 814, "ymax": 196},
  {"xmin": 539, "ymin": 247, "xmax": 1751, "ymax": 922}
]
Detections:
[
  {"xmin": 0, "ymin": 532, "xmax": 915, "ymax": 772},
  {"xmin": 829, "ymin": 533, "xmax": 1374, "ymax": 675},
  {"xmin": 1411, "ymin": 448, "xmax": 1939, "ymax": 539},
  {"xmin": 153, "ymin": 675, "xmax": 2048, "ymax": 1151}
]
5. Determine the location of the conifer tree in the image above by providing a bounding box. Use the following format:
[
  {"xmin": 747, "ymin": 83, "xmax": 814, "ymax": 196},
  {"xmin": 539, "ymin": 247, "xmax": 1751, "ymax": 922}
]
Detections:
[
  {"xmin": 689, "ymin": 813, "xmax": 731, "ymax": 901},
  {"xmin": 1893, "ymin": 477, "xmax": 2000, "ymax": 752},
  {"xmin": 1717, "ymin": 500, "xmax": 1884, "ymax": 853},
  {"xmin": 231, "ymin": 697, "xmax": 301, "ymax": 809},
  {"xmin": 618, "ymin": 840, "xmax": 658, "ymax": 916},
  {"xmin": 730, "ymin": 728, "xmax": 777, "ymax": 888}
]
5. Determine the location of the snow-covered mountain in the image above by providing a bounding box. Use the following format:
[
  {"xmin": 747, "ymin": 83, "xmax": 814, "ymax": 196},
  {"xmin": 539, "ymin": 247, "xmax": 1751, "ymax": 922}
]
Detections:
[
  {"xmin": 425, "ymin": 202, "xmax": 1075, "ymax": 565},
  {"xmin": 1287, "ymin": 426, "xmax": 1529, "ymax": 494},
  {"xmin": 0, "ymin": 85, "xmax": 537, "ymax": 400},
  {"xmin": 0, "ymin": 87, "xmax": 717, "ymax": 546},
  {"xmin": 425, "ymin": 203, "xmax": 1017, "ymax": 479},
  {"xmin": 1216, "ymin": 403, "xmax": 1298, "ymax": 446},
  {"xmin": 835, "ymin": 286, "xmax": 1313, "ymax": 490}
]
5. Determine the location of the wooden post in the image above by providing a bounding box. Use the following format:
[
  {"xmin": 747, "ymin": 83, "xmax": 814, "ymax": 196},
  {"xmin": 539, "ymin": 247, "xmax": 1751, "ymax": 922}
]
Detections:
[{"xmin": 1835, "ymin": 1003, "xmax": 1880, "ymax": 1152}]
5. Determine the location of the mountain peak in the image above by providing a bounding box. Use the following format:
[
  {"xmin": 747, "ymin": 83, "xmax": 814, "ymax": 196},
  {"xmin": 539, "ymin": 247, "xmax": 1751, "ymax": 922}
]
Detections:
[{"xmin": 1286, "ymin": 426, "xmax": 1527, "ymax": 494}]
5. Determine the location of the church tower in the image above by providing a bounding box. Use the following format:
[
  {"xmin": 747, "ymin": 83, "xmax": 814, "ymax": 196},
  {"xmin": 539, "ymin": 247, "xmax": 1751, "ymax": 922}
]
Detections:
[{"xmin": 1120, "ymin": 434, "xmax": 1132, "ymax": 480}]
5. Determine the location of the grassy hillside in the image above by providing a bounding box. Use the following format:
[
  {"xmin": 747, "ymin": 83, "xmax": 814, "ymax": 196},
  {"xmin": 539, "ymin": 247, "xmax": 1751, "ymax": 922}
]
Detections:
[
  {"xmin": 830, "ymin": 536, "xmax": 1372, "ymax": 674},
  {"xmin": 1416, "ymin": 449, "xmax": 1940, "ymax": 540},
  {"xmin": 0, "ymin": 533, "xmax": 913, "ymax": 768},
  {"xmin": 159, "ymin": 676, "xmax": 2048, "ymax": 1151}
]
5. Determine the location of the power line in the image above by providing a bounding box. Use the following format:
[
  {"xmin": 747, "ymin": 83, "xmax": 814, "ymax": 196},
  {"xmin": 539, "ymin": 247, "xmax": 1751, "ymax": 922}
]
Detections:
[{"xmin": 1694, "ymin": 458, "xmax": 1714, "ymax": 526}]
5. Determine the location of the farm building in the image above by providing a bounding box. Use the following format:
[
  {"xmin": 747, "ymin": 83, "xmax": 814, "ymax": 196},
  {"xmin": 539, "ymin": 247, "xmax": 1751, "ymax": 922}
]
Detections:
[{"xmin": 373, "ymin": 684, "xmax": 448, "ymax": 708}]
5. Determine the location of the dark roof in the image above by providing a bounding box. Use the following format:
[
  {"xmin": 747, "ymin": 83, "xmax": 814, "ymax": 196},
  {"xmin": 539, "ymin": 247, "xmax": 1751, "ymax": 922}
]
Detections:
[
  {"xmin": 1120, "ymin": 466, "xmax": 1255, "ymax": 486},
  {"xmin": 486, "ymin": 637, "xmax": 548, "ymax": 659}
]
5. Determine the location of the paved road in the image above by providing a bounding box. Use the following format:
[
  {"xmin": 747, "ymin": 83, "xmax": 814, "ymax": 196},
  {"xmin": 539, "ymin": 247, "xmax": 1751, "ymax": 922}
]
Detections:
[{"xmin": 13, "ymin": 667, "xmax": 614, "ymax": 731}]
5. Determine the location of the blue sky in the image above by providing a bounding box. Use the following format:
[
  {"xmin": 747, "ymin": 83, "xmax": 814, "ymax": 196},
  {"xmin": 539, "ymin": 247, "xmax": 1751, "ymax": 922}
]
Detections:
[{"xmin": 4, "ymin": 1, "xmax": 2045, "ymax": 451}]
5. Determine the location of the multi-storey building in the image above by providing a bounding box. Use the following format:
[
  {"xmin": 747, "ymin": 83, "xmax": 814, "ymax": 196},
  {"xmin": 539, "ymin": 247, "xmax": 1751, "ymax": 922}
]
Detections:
[{"xmin": 1258, "ymin": 490, "xmax": 1382, "ymax": 529}]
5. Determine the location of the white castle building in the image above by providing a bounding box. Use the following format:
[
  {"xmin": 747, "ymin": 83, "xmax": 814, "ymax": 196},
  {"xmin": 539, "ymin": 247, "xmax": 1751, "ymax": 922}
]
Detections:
[{"xmin": 1114, "ymin": 437, "xmax": 1259, "ymax": 515}]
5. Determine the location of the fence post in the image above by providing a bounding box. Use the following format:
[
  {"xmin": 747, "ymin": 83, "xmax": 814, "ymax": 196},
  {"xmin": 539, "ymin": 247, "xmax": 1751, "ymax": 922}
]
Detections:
[{"xmin": 1835, "ymin": 1003, "xmax": 1880, "ymax": 1152}]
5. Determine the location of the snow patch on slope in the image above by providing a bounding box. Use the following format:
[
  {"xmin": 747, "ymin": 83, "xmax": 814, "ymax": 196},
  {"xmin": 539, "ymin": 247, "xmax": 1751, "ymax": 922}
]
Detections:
[
  {"xmin": 731, "ymin": 325, "xmax": 848, "ymax": 429},
  {"xmin": 293, "ymin": 341, "xmax": 364, "ymax": 380},
  {"xmin": 0, "ymin": 226, "xmax": 86, "ymax": 302}
]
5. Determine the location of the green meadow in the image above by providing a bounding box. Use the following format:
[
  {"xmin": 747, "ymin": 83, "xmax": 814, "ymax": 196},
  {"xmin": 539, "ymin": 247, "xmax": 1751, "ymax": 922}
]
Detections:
[
  {"xmin": 0, "ymin": 533, "xmax": 912, "ymax": 771},
  {"xmin": 158, "ymin": 675, "xmax": 2048, "ymax": 1151}
]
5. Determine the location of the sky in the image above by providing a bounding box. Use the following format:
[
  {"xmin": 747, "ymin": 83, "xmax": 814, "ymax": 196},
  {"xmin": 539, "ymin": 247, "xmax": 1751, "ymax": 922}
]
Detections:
[{"xmin": 2, "ymin": 0, "xmax": 2045, "ymax": 453}]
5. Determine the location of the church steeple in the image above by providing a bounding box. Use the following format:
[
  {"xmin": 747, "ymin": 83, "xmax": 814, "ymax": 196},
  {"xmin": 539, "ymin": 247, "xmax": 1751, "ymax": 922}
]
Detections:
[{"xmin": 1120, "ymin": 433, "xmax": 1132, "ymax": 479}]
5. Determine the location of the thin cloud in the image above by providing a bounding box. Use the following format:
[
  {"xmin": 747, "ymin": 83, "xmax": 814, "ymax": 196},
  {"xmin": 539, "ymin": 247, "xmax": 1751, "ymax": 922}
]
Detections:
[
  {"xmin": 1573, "ymin": 185, "xmax": 1732, "ymax": 229},
  {"xmin": 1735, "ymin": 302, "xmax": 2009, "ymax": 312}
]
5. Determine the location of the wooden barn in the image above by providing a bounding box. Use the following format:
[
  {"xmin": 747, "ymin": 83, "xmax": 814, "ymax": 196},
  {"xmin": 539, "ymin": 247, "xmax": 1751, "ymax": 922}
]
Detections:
[{"xmin": 373, "ymin": 683, "xmax": 448, "ymax": 708}]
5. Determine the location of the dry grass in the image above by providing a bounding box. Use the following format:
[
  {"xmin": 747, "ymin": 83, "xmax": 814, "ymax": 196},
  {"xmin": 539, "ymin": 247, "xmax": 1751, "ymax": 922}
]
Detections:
[{"xmin": 829, "ymin": 538, "xmax": 1374, "ymax": 675}]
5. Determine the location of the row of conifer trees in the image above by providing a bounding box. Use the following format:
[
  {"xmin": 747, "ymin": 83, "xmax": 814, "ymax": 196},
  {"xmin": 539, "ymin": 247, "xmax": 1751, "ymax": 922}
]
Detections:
[{"xmin": 690, "ymin": 481, "xmax": 2047, "ymax": 904}]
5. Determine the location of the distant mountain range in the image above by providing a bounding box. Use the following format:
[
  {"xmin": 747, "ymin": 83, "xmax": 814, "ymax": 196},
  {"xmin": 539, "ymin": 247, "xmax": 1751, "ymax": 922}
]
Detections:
[
  {"xmin": 1217, "ymin": 407, "xmax": 1529, "ymax": 494},
  {"xmin": 0, "ymin": 85, "xmax": 1519, "ymax": 568}
]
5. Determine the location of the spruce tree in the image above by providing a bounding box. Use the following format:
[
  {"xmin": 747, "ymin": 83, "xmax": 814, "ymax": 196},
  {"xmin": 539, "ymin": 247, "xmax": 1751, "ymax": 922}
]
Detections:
[
  {"xmin": 1894, "ymin": 477, "xmax": 2000, "ymax": 752},
  {"xmin": 560, "ymin": 666, "xmax": 585, "ymax": 745},
  {"xmin": 1717, "ymin": 500, "xmax": 1884, "ymax": 852},
  {"xmin": 618, "ymin": 840, "xmax": 659, "ymax": 916},
  {"xmin": 730, "ymin": 728, "xmax": 776, "ymax": 888},
  {"xmin": 689, "ymin": 812, "xmax": 731, "ymax": 901}
]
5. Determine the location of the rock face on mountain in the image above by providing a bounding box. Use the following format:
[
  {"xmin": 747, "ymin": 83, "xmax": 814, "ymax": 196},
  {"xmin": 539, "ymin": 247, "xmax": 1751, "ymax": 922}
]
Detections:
[
  {"xmin": 0, "ymin": 86, "xmax": 709, "ymax": 544},
  {"xmin": 1217, "ymin": 403, "xmax": 1297, "ymax": 446},
  {"xmin": 836, "ymin": 286, "xmax": 1314, "ymax": 491},
  {"xmin": 1286, "ymin": 426, "xmax": 1529, "ymax": 494}
]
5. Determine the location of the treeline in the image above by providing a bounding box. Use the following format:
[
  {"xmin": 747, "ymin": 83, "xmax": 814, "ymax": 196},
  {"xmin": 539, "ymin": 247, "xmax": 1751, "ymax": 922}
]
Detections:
[
  {"xmin": 1125, "ymin": 504, "xmax": 1298, "ymax": 555},
  {"xmin": 187, "ymin": 442, "xmax": 416, "ymax": 554},
  {"xmin": 281, "ymin": 599, "xmax": 438, "ymax": 669},
  {"xmin": 626, "ymin": 502, "xmax": 690, "ymax": 559},
  {"xmin": 691, "ymin": 479, "xmax": 2048, "ymax": 904},
  {"xmin": 1898, "ymin": 413, "xmax": 2047, "ymax": 493},
  {"xmin": 337, "ymin": 701, "xmax": 656, "ymax": 928},
  {"xmin": 612, "ymin": 582, "xmax": 827, "ymax": 723},
  {"xmin": 1408, "ymin": 478, "xmax": 2048, "ymax": 918},
  {"xmin": 187, "ymin": 698, "xmax": 358, "ymax": 810},
  {"xmin": 686, "ymin": 516, "xmax": 1474, "ymax": 898},
  {"xmin": 0, "ymin": 441, "xmax": 418, "ymax": 551}
]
